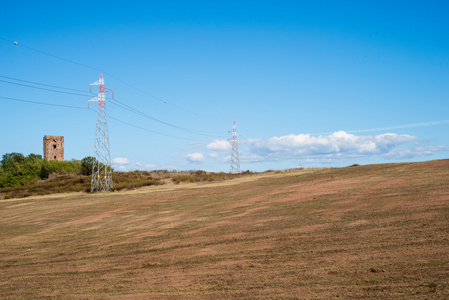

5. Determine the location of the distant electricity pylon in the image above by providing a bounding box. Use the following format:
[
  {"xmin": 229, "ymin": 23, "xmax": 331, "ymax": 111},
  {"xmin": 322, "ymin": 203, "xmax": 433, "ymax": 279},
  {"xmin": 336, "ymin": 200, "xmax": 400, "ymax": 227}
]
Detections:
[
  {"xmin": 228, "ymin": 121, "xmax": 241, "ymax": 173},
  {"xmin": 88, "ymin": 71, "xmax": 114, "ymax": 192}
]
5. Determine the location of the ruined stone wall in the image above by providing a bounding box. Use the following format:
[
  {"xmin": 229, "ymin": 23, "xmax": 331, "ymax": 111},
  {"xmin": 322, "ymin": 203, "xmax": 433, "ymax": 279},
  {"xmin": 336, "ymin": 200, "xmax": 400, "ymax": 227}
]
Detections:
[{"xmin": 43, "ymin": 135, "xmax": 64, "ymax": 161}]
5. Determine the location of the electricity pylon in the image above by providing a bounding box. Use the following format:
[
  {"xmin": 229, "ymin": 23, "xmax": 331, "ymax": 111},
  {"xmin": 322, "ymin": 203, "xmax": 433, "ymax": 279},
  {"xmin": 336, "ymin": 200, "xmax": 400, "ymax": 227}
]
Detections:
[
  {"xmin": 228, "ymin": 121, "xmax": 241, "ymax": 173},
  {"xmin": 88, "ymin": 71, "xmax": 114, "ymax": 192}
]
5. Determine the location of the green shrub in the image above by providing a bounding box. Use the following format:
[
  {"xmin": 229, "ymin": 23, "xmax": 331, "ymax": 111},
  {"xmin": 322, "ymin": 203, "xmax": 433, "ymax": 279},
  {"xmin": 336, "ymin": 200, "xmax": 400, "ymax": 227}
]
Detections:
[
  {"xmin": 172, "ymin": 175, "xmax": 201, "ymax": 184},
  {"xmin": 0, "ymin": 153, "xmax": 95, "ymax": 188},
  {"xmin": 39, "ymin": 163, "xmax": 50, "ymax": 179},
  {"xmin": 79, "ymin": 156, "xmax": 95, "ymax": 175}
]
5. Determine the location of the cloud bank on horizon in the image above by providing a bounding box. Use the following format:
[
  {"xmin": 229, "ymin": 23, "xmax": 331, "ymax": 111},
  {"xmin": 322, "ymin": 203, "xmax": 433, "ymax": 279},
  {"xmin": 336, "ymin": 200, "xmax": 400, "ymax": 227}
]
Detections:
[
  {"xmin": 203, "ymin": 130, "xmax": 448, "ymax": 166},
  {"xmin": 112, "ymin": 157, "xmax": 130, "ymax": 165},
  {"xmin": 112, "ymin": 130, "xmax": 449, "ymax": 171}
]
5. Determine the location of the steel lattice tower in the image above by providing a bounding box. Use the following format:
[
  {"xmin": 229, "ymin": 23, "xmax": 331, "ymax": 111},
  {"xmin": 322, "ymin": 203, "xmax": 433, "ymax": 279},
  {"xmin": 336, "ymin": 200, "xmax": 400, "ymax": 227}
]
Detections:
[
  {"xmin": 88, "ymin": 71, "xmax": 114, "ymax": 192},
  {"xmin": 228, "ymin": 121, "xmax": 241, "ymax": 173}
]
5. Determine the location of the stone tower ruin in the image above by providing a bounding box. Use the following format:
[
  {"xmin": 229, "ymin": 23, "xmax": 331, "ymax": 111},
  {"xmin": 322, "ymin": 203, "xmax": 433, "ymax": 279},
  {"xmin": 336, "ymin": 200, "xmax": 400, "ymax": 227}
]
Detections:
[{"xmin": 43, "ymin": 135, "xmax": 64, "ymax": 161}]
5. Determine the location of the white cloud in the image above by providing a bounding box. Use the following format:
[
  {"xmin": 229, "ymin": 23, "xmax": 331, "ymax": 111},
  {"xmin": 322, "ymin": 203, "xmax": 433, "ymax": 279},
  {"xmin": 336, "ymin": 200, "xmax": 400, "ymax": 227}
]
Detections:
[
  {"xmin": 208, "ymin": 153, "xmax": 219, "ymax": 158},
  {"xmin": 134, "ymin": 162, "xmax": 157, "ymax": 170},
  {"xmin": 112, "ymin": 157, "xmax": 130, "ymax": 165},
  {"xmin": 207, "ymin": 140, "xmax": 231, "ymax": 151},
  {"xmin": 235, "ymin": 131, "xmax": 446, "ymax": 164},
  {"xmin": 185, "ymin": 152, "xmax": 205, "ymax": 163},
  {"xmin": 382, "ymin": 145, "xmax": 449, "ymax": 160},
  {"xmin": 249, "ymin": 131, "xmax": 416, "ymax": 156},
  {"xmin": 115, "ymin": 165, "xmax": 128, "ymax": 171}
]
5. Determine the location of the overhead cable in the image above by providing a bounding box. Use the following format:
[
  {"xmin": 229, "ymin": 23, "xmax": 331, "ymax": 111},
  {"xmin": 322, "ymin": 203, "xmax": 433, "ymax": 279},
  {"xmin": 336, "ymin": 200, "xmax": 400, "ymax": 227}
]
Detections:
[
  {"xmin": 0, "ymin": 74, "xmax": 226, "ymax": 137},
  {"xmin": 108, "ymin": 97, "xmax": 227, "ymax": 137},
  {"xmin": 0, "ymin": 94, "xmax": 205, "ymax": 141},
  {"xmin": 0, "ymin": 36, "xmax": 225, "ymax": 121},
  {"xmin": 0, "ymin": 95, "xmax": 87, "ymax": 109},
  {"xmin": 0, "ymin": 79, "xmax": 92, "ymax": 98},
  {"xmin": 0, "ymin": 74, "xmax": 92, "ymax": 94}
]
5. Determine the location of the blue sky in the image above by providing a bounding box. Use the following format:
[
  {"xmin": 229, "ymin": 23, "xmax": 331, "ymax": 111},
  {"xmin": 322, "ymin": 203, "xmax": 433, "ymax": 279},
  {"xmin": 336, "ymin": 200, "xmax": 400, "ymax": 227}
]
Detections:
[{"xmin": 1, "ymin": 0, "xmax": 448, "ymax": 172}]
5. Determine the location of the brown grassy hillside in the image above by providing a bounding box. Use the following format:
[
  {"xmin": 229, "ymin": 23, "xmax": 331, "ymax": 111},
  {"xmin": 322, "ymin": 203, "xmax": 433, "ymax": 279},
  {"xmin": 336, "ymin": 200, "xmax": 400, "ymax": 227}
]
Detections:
[{"xmin": 0, "ymin": 160, "xmax": 448, "ymax": 299}]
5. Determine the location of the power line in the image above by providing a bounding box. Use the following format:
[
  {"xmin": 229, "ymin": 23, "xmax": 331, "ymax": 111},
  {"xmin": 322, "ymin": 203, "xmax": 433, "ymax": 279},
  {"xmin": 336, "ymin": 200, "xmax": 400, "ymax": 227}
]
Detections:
[
  {"xmin": 0, "ymin": 37, "xmax": 165, "ymax": 107},
  {"xmin": 1, "ymin": 95, "xmax": 272, "ymax": 170},
  {"xmin": 0, "ymin": 79, "xmax": 92, "ymax": 98},
  {"xmin": 0, "ymin": 37, "xmax": 100, "ymax": 72},
  {"xmin": 0, "ymin": 81, "xmax": 225, "ymax": 139},
  {"xmin": 0, "ymin": 37, "xmax": 176, "ymax": 105},
  {"xmin": 1, "ymin": 36, "xmax": 226, "ymax": 122},
  {"xmin": 104, "ymin": 111, "xmax": 200, "ymax": 141},
  {"xmin": 0, "ymin": 94, "xmax": 204, "ymax": 141},
  {"xmin": 1, "ymin": 37, "xmax": 238, "ymax": 157},
  {"xmin": 0, "ymin": 73, "xmax": 226, "ymax": 137},
  {"xmin": 108, "ymin": 97, "xmax": 227, "ymax": 137},
  {"xmin": 0, "ymin": 74, "xmax": 91, "ymax": 94},
  {"xmin": 0, "ymin": 95, "xmax": 87, "ymax": 110}
]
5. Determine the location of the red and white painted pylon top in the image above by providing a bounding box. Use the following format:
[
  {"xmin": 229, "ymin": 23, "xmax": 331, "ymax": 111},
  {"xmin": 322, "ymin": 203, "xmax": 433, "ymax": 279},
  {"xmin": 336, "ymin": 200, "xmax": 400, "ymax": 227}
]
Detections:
[{"xmin": 89, "ymin": 71, "xmax": 114, "ymax": 110}]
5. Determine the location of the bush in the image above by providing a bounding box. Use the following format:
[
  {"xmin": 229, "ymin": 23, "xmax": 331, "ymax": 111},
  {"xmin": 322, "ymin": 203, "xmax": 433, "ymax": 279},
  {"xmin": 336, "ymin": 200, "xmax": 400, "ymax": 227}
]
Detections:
[
  {"xmin": 0, "ymin": 152, "xmax": 85, "ymax": 188},
  {"xmin": 39, "ymin": 163, "xmax": 50, "ymax": 179},
  {"xmin": 0, "ymin": 153, "xmax": 42, "ymax": 187},
  {"xmin": 80, "ymin": 156, "xmax": 95, "ymax": 175},
  {"xmin": 172, "ymin": 175, "xmax": 202, "ymax": 184}
]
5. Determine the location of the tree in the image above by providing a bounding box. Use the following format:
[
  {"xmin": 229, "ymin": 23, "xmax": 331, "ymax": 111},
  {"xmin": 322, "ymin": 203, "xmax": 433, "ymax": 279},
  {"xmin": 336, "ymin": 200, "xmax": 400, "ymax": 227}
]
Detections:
[
  {"xmin": 0, "ymin": 152, "xmax": 87, "ymax": 188},
  {"xmin": 0, "ymin": 153, "xmax": 42, "ymax": 187},
  {"xmin": 80, "ymin": 156, "xmax": 96, "ymax": 176},
  {"xmin": 0, "ymin": 152, "xmax": 25, "ymax": 169},
  {"xmin": 28, "ymin": 153, "xmax": 43, "ymax": 161},
  {"xmin": 39, "ymin": 163, "xmax": 50, "ymax": 179}
]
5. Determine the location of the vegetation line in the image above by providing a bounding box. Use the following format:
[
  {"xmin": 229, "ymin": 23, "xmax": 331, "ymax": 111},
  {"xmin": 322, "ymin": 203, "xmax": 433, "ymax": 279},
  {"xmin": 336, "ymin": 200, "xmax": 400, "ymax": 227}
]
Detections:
[{"xmin": 0, "ymin": 152, "xmax": 257, "ymax": 199}]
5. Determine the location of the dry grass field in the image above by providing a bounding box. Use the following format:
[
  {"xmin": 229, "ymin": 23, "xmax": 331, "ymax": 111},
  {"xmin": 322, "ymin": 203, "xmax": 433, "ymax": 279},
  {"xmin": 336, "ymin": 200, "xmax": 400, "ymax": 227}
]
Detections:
[{"xmin": 1, "ymin": 160, "xmax": 448, "ymax": 299}]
